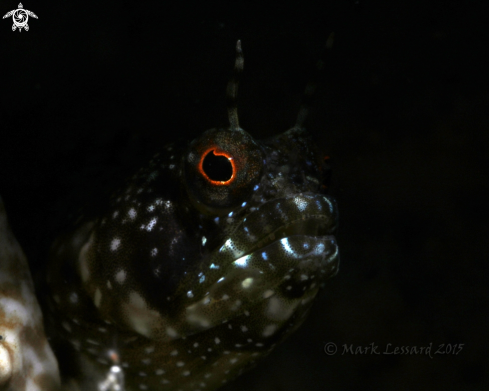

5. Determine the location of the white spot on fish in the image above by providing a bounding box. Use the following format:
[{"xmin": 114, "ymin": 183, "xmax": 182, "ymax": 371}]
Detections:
[
  {"xmin": 128, "ymin": 208, "xmax": 137, "ymax": 220},
  {"xmin": 234, "ymin": 255, "xmax": 250, "ymax": 268},
  {"xmin": 69, "ymin": 292, "xmax": 78, "ymax": 304},
  {"xmin": 241, "ymin": 277, "xmax": 253, "ymax": 289},
  {"xmin": 263, "ymin": 290, "xmax": 274, "ymax": 299},
  {"xmin": 294, "ymin": 197, "xmax": 308, "ymax": 212},
  {"xmin": 281, "ymin": 238, "xmax": 295, "ymax": 255},
  {"xmin": 145, "ymin": 217, "xmax": 158, "ymax": 232},
  {"xmin": 129, "ymin": 292, "xmax": 147, "ymax": 310},
  {"xmin": 115, "ymin": 269, "xmax": 127, "ymax": 284},
  {"xmin": 262, "ymin": 324, "xmax": 278, "ymax": 337},
  {"xmin": 110, "ymin": 237, "xmax": 121, "ymax": 251},
  {"xmin": 166, "ymin": 327, "xmax": 178, "ymax": 338},
  {"xmin": 94, "ymin": 288, "xmax": 102, "ymax": 308}
]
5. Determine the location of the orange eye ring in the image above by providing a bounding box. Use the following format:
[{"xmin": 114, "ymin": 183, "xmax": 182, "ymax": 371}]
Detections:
[
  {"xmin": 198, "ymin": 147, "xmax": 236, "ymax": 186},
  {"xmin": 184, "ymin": 128, "xmax": 263, "ymax": 212}
]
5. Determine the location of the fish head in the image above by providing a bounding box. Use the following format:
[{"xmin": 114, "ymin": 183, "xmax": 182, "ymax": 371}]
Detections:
[
  {"xmin": 45, "ymin": 41, "xmax": 339, "ymax": 391},
  {"xmin": 46, "ymin": 124, "xmax": 338, "ymax": 390}
]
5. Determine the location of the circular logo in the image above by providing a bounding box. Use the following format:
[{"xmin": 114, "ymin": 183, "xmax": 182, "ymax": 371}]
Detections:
[{"xmin": 13, "ymin": 9, "xmax": 27, "ymax": 28}]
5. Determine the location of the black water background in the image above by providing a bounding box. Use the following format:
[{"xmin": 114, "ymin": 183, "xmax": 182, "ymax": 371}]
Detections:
[{"xmin": 0, "ymin": 1, "xmax": 488, "ymax": 390}]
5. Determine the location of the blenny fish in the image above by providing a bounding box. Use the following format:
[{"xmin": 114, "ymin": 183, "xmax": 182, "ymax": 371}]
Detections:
[{"xmin": 1, "ymin": 40, "xmax": 339, "ymax": 391}]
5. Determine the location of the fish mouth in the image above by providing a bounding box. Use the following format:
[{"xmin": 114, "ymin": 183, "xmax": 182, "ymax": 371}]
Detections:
[
  {"xmin": 180, "ymin": 192, "xmax": 339, "ymax": 335},
  {"xmin": 233, "ymin": 192, "xmax": 338, "ymax": 257},
  {"xmin": 213, "ymin": 192, "xmax": 338, "ymax": 262}
]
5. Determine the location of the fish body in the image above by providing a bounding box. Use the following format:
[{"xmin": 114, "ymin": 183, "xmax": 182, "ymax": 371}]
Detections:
[{"xmin": 0, "ymin": 197, "xmax": 61, "ymax": 391}]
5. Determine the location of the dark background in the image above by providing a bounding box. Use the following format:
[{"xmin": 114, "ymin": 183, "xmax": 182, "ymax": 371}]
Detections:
[{"xmin": 1, "ymin": 0, "xmax": 488, "ymax": 390}]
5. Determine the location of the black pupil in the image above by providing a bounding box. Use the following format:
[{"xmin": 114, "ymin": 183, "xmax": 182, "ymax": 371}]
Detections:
[{"xmin": 203, "ymin": 150, "xmax": 233, "ymax": 182}]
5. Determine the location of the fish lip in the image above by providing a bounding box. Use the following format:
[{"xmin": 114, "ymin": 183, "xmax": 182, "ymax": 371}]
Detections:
[
  {"xmin": 225, "ymin": 190, "xmax": 340, "ymax": 289},
  {"xmin": 235, "ymin": 191, "xmax": 338, "ymax": 257}
]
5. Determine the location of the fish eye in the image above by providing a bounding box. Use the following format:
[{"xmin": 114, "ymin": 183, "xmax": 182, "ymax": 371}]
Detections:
[{"xmin": 184, "ymin": 128, "xmax": 263, "ymax": 214}]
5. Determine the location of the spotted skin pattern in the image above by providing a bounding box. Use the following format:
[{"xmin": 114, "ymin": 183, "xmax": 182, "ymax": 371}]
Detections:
[
  {"xmin": 42, "ymin": 42, "xmax": 339, "ymax": 391},
  {"xmin": 0, "ymin": 197, "xmax": 61, "ymax": 391}
]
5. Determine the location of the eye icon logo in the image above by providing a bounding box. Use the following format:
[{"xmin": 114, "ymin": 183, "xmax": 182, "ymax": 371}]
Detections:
[{"xmin": 3, "ymin": 3, "xmax": 37, "ymax": 32}]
